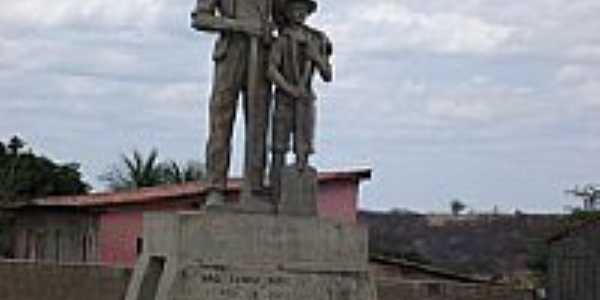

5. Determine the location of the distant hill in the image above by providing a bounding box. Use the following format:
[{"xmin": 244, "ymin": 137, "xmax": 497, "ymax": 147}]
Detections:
[{"xmin": 359, "ymin": 211, "xmax": 563, "ymax": 276}]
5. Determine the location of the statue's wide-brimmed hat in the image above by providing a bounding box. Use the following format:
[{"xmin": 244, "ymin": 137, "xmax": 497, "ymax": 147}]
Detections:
[{"xmin": 286, "ymin": 0, "xmax": 318, "ymax": 14}]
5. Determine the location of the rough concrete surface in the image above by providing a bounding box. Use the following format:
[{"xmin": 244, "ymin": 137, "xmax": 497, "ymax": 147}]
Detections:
[
  {"xmin": 144, "ymin": 211, "xmax": 369, "ymax": 269},
  {"xmin": 279, "ymin": 165, "xmax": 319, "ymax": 217},
  {"xmin": 126, "ymin": 211, "xmax": 374, "ymax": 300}
]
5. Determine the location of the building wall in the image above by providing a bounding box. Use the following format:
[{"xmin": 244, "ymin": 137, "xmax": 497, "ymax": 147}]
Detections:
[
  {"xmin": 10, "ymin": 179, "xmax": 363, "ymax": 267},
  {"xmin": 548, "ymin": 222, "xmax": 600, "ymax": 300},
  {"xmin": 98, "ymin": 199, "xmax": 196, "ymax": 267},
  {"xmin": 318, "ymin": 179, "xmax": 359, "ymax": 224},
  {"xmin": 0, "ymin": 260, "xmax": 130, "ymax": 300},
  {"xmin": 11, "ymin": 210, "xmax": 98, "ymax": 263},
  {"xmin": 99, "ymin": 211, "xmax": 144, "ymax": 267}
]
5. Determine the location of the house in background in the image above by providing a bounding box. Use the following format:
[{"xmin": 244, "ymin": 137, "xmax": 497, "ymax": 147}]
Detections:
[
  {"xmin": 6, "ymin": 169, "xmax": 371, "ymax": 267},
  {"xmin": 547, "ymin": 218, "xmax": 600, "ymax": 300}
]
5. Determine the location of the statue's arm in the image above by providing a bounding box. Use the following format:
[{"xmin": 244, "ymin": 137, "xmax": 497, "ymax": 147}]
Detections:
[
  {"xmin": 307, "ymin": 42, "xmax": 333, "ymax": 82},
  {"xmin": 191, "ymin": 0, "xmax": 258, "ymax": 34},
  {"xmin": 269, "ymin": 65, "xmax": 299, "ymax": 98},
  {"xmin": 268, "ymin": 42, "xmax": 302, "ymax": 98},
  {"xmin": 315, "ymin": 55, "xmax": 333, "ymax": 83},
  {"xmin": 305, "ymin": 29, "xmax": 333, "ymax": 82}
]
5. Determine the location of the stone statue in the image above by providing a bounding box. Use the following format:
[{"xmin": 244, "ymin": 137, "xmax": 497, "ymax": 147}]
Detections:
[
  {"xmin": 124, "ymin": 4, "xmax": 372, "ymax": 300},
  {"xmin": 191, "ymin": 0, "xmax": 275, "ymax": 206},
  {"xmin": 267, "ymin": 0, "xmax": 333, "ymax": 200}
]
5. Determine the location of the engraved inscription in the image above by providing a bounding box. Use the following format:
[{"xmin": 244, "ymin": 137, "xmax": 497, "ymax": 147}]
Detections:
[{"xmin": 177, "ymin": 267, "xmax": 368, "ymax": 300}]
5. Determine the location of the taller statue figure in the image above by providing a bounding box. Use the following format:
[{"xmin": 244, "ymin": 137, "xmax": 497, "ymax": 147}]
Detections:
[{"xmin": 191, "ymin": 0, "xmax": 275, "ymax": 206}]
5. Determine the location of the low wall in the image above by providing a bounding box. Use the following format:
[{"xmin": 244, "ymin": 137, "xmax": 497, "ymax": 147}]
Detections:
[
  {"xmin": 0, "ymin": 260, "xmax": 535, "ymax": 300},
  {"xmin": 0, "ymin": 260, "xmax": 131, "ymax": 300},
  {"xmin": 377, "ymin": 280, "xmax": 535, "ymax": 300}
]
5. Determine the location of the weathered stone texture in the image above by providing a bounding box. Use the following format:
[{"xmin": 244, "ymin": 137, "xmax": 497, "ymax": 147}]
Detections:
[
  {"xmin": 173, "ymin": 265, "xmax": 372, "ymax": 300},
  {"xmin": 279, "ymin": 165, "xmax": 319, "ymax": 216},
  {"xmin": 126, "ymin": 211, "xmax": 374, "ymax": 300},
  {"xmin": 144, "ymin": 211, "xmax": 369, "ymax": 269}
]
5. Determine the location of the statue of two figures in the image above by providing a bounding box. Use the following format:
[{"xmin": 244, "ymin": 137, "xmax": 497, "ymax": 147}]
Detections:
[{"xmin": 191, "ymin": 0, "xmax": 333, "ymax": 213}]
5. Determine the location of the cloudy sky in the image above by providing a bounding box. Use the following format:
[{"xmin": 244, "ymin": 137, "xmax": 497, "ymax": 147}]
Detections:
[{"xmin": 1, "ymin": 0, "xmax": 599, "ymax": 213}]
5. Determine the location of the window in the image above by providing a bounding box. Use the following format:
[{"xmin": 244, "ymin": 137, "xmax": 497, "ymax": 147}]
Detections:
[{"xmin": 136, "ymin": 238, "xmax": 144, "ymax": 256}]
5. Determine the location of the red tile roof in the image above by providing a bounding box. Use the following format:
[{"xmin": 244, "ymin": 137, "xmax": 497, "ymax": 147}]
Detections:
[{"xmin": 16, "ymin": 169, "xmax": 371, "ymax": 208}]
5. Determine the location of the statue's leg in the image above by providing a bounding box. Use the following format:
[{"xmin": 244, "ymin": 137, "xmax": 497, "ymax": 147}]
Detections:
[
  {"xmin": 205, "ymin": 43, "xmax": 246, "ymax": 206},
  {"xmin": 269, "ymin": 94, "xmax": 293, "ymax": 201},
  {"xmin": 294, "ymin": 100, "xmax": 315, "ymax": 171}
]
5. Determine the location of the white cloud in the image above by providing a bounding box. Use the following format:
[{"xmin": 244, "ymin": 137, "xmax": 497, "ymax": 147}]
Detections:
[
  {"xmin": 149, "ymin": 82, "xmax": 205, "ymax": 113},
  {"xmin": 556, "ymin": 65, "xmax": 590, "ymax": 83},
  {"xmin": 555, "ymin": 64, "xmax": 600, "ymax": 109},
  {"xmin": 333, "ymin": 2, "xmax": 519, "ymax": 55},
  {"xmin": 425, "ymin": 81, "xmax": 536, "ymax": 123},
  {"xmin": 0, "ymin": 0, "xmax": 165, "ymax": 28},
  {"xmin": 568, "ymin": 45, "xmax": 600, "ymax": 62}
]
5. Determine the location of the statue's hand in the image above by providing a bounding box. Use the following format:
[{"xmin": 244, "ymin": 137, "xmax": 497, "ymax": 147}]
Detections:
[
  {"xmin": 288, "ymin": 86, "xmax": 304, "ymax": 99},
  {"xmin": 288, "ymin": 86, "xmax": 312, "ymax": 101}
]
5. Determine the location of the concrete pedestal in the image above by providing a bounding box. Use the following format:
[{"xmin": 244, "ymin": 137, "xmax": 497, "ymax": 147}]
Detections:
[{"xmin": 125, "ymin": 211, "xmax": 376, "ymax": 300}]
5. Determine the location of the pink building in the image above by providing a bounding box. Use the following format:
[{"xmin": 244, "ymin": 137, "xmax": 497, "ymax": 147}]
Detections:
[{"xmin": 8, "ymin": 169, "xmax": 371, "ymax": 267}]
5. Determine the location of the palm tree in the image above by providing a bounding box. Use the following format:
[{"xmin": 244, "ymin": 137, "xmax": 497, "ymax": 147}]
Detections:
[
  {"xmin": 100, "ymin": 149, "xmax": 163, "ymax": 191},
  {"xmin": 100, "ymin": 149, "xmax": 206, "ymax": 191},
  {"xmin": 158, "ymin": 160, "xmax": 205, "ymax": 184}
]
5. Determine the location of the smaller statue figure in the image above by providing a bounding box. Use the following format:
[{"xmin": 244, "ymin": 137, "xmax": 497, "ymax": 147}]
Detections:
[{"xmin": 268, "ymin": 0, "xmax": 333, "ymax": 200}]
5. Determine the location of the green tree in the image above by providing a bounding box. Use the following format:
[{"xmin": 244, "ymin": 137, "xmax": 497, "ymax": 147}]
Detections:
[
  {"xmin": 7, "ymin": 136, "xmax": 25, "ymax": 156},
  {"xmin": 0, "ymin": 136, "xmax": 89, "ymax": 204},
  {"xmin": 100, "ymin": 149, "xmax": 205, "ymax": 191},
  {"xmin": 450, "ymin": 199, "xmax": 467, "ymax": 216}
]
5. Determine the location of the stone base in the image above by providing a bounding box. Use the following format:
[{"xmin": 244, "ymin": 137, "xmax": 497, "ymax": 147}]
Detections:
[
  {"xmin": 173, "ymin": 264, "xmax": 373, "ymax": 300},
  {"xmin": 237, "ymin": 191, "xmax": 277, "ymax": 214},
  {"xmin": 125, "ymin": 211, "xmax": 376, "ymax": 300},
  {"xmin": 278, "ymin": 165, "xmax": 318, "ymax": 216}
]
